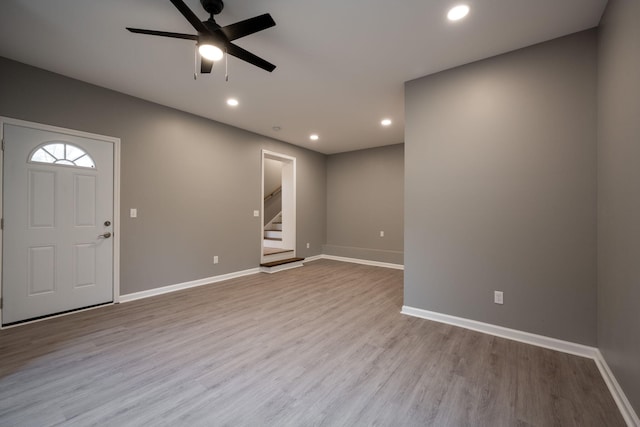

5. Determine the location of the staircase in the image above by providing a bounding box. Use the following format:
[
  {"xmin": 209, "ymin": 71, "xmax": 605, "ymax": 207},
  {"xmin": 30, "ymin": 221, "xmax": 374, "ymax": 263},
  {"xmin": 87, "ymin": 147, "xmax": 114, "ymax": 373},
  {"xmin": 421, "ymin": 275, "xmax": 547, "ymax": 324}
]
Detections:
[
  {"xmin": 263, "ymin": 213, "xmax": 284, "ymax": 249},
  {"xmin": 261, "ymin": 212, "xmax": 304, "ymax": 273}
]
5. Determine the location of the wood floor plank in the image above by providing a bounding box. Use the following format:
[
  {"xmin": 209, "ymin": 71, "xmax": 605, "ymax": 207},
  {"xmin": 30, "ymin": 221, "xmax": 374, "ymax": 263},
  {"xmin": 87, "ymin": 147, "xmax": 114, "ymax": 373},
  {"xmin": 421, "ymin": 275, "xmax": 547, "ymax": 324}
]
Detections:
[{"xmin": 0, "ymin": 260, "xmax": 625, "ymax": 426}]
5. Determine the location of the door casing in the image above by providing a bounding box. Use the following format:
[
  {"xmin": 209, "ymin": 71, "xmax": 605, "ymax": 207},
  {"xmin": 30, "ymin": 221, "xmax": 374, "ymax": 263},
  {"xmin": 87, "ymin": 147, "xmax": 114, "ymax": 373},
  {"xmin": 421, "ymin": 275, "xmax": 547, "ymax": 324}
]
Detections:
[
  {"xmin": 261, "ymin": 150, "xmax": 296, "ymax": 263},
  {"xmin": 0, "ymin": 117, "xmax": 121, "ymax": 327}
]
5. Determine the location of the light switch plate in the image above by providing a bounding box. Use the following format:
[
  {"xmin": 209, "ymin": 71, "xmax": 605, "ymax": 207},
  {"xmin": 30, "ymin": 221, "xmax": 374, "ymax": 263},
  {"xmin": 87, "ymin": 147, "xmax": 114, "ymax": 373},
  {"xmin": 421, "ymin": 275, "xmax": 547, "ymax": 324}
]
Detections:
[
  {"xmin": 253, "ymin": 210, "xmax": 259, "ymax": 217},
  {"xmin": 130, "ymin": 208, "xmax": 137, "ymax": 218}
]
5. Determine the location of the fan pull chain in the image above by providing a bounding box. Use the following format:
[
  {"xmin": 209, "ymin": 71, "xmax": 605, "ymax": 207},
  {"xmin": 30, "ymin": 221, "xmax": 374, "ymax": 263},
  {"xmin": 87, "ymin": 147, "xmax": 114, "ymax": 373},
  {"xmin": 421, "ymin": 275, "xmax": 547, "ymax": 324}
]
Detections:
[
  {"xmin": 225, "ymin": 49, "xmax": 229, "ymax": 82},
  {"xmin": 194, "ymin": 45, "xmax": 198, "ymax": 80}
]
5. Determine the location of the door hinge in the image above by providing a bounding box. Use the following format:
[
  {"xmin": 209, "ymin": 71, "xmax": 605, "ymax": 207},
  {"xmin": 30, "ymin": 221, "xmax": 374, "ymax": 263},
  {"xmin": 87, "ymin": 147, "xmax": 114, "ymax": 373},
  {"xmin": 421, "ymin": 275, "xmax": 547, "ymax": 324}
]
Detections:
[
  {"xmin": 0, "ymin": 298, "xmax": 3, "ymax": 310},
  {"xmin": 1, "ymin": 138, "xmax": 4, "ymax": 151},
  {"xmin": 0, "ymin": 218, "xmax": 3, "ymax": 230}
]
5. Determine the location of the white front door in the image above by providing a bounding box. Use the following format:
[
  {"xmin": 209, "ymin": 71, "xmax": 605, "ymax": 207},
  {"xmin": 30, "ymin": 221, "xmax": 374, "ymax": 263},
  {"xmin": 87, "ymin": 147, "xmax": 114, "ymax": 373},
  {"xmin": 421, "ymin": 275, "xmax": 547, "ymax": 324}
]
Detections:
[{"xmin": 2, "ymin": 123, "xmax": 114, "ymax": 324}]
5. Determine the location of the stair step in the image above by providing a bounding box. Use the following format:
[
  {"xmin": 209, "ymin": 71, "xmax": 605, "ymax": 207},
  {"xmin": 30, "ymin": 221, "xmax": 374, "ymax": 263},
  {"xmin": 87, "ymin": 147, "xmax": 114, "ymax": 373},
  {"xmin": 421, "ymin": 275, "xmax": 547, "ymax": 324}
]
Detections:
[
  {"xmin": 264, "ymin": 237, "xmax": 282, "ymax": 241},
  {"xmin": 264, "ymin": 230, "xmax": 282, "ymax": 238},
  {"xmin": 260, "ymin": 257, "xmax": 305, "ymax": 268}
]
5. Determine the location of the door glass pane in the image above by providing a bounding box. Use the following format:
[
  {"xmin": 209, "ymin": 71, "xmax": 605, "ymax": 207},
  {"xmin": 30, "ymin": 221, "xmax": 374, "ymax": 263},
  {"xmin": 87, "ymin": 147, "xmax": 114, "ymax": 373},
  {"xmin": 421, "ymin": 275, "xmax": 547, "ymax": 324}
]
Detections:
[
  {"xmin": 66, "ymin": 145, "xmax": 85, "ymax": 162},
  {"xmin": 30, "ymin": 143, "xmax": 96, "ymax": 169},
  {"xmin": 31, "ymin": 150, "xmax": 56, "ymax": 163},
  {"xmin": 47, "ymin": 143, "xmax": 65, "ymax": 159},
  {"xmin": 74, "ymin": 156, "xmax": 95, "ymax": 168}
]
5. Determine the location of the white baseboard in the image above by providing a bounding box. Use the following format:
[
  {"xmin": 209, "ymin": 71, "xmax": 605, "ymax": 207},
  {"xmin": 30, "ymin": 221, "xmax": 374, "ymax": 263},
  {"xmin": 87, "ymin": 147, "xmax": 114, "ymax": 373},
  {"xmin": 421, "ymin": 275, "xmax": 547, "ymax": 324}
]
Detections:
[
  {"xmin": 119, "ymin": 254, "xmax": 402, "ymax": 302},
  {"xmin": 402, "ymin": 305, "xmax": 639, "ymax": 427},
  {"xmin": 119, "ymin": 267, "xmax": 261, "ymax": 303},
  {"xmin": 119, "ymin": 253, "xmax": 404, "ymax": 303},
  {"xmin": 303, "ymin": 255, "xmax": 323, "ymax": 263},
  {"xmin": 594, "ymin": 350, "xmax": 640, "ymax": 427},
  {"xmin": 401, "ymin": 305, "xmax": 597, "ymax": 358},
  {"xmin": 318, "ymin": 254, "xmax": 404, "ymax": 270}
]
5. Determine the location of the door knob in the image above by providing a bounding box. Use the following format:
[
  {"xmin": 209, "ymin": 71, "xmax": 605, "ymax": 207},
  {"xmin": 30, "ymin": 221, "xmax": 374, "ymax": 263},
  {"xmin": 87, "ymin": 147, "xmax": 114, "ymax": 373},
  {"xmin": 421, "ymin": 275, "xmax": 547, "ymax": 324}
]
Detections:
[{"xmin": 99, "ymin": 232, "xmax": 112, "ymax": 239}]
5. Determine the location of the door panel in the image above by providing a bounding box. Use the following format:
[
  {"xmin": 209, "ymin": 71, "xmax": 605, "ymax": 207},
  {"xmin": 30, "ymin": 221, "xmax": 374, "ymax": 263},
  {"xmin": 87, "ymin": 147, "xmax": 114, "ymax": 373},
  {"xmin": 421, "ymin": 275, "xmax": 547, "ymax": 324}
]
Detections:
[
  {"xmin": 74, "ymin": 243, "xmax": 97, "ymax": 288},
  {"xmin": 28, "ymin": 246, "xmax": 56, "ymax": 295},
  {"xmin": 74, "ymin": 174, "xmax": 97, "ymax": 227},
  {"xmin": 2, "ymin": 123, "xmax": 114, "ymax": 324},
  {"xmin": 29, "ymin": 170, "xmax": 56, "ymax": 227}
]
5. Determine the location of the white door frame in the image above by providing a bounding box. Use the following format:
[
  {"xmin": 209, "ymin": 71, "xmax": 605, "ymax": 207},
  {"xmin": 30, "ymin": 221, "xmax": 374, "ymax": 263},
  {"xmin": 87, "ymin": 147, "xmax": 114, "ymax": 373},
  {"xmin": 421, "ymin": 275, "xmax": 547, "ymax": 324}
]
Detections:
[
  {"xmin": 261, "ymin": 150, "xmax": 296, "ymax": 263},
  {"xmin": 0, "ymin": 117, "xmax": 121, "ymax": 327}
]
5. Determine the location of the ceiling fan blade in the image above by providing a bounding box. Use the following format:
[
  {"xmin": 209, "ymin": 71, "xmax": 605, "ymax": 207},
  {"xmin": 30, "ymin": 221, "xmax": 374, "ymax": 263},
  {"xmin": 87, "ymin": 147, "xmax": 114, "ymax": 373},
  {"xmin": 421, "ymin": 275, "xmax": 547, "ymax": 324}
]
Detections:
[
  {"xmin": 226, "ymin": 43, "xmax": 276, "ymax": 72},
  {"xmin": 219, "ymin": 14, "xmax": 276, "ymax": 41},
  {"xmin": 169, "ymin": 0, "xmax": 209, "ymax": 33},
  {"xmin": 127, "ymin": 28, "xmax": 198, "ymax": 40},
  {"xmin": 201, "ymin": 58, "xmax": 213, "ymax": 73}
]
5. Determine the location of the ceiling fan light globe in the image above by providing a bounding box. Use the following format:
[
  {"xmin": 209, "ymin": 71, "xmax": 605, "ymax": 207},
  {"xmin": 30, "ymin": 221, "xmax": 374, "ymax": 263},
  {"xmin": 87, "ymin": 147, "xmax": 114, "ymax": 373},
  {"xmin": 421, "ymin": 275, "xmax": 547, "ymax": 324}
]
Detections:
[{"xmin": 199, "ymin": 44, "xmax": 224, "ymax": 61}]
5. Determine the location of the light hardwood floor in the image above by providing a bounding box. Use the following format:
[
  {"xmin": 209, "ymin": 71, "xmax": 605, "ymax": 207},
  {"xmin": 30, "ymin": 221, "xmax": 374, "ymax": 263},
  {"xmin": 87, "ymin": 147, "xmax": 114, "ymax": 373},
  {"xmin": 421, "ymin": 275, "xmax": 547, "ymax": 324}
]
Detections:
[{"xmin": 0, "ymin": 260, "xmax": 625, "ymax": 426}]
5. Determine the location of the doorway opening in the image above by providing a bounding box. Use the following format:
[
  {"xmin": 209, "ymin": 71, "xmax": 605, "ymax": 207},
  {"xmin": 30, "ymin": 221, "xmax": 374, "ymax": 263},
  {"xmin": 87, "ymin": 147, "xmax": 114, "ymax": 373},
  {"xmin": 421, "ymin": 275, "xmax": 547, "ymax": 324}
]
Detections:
[{"xmin": 261, "ymin": 150, "xmax": 296, "ymax": 265}]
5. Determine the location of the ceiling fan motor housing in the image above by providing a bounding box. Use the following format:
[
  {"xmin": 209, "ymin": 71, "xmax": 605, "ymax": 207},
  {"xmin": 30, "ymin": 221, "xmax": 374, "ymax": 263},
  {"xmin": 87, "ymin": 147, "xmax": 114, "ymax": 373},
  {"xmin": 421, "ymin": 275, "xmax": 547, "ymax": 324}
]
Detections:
[
  {"xmin": 203, "ymin": 20, "xmax": 222, "ymax": 33},
  {"xmin": 201, "ymin": 0, "xmax": 224, "ymax": 16}
]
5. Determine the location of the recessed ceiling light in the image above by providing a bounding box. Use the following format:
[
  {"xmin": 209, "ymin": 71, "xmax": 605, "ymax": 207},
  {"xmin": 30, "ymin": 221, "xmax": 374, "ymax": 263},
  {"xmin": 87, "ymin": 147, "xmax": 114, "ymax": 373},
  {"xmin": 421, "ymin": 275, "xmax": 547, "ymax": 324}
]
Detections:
[
  {"xmin": 310, "ymin": 134, "xmax": 319, "ymax": 141},
  {"xmin": 226, "ymin": 98, "xmax": 239, "ymax": 107},
  {"xmin": 447, "ymin": 4, "xmax": 469, "ymax": 21},
  {"xmin": 381, "ymin": 119, "xmax": 392, "ymax": 126}
]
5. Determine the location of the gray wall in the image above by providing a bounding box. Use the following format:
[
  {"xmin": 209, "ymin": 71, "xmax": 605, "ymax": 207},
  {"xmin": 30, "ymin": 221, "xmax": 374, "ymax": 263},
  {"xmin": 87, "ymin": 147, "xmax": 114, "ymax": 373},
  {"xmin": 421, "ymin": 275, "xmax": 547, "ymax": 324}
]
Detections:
[
  {"xmin": 0, "ymin": 57, "xmax": 326, "ymax": 295},
  {"xmin": 404, "ymin": 31, "xmax": 597, "ymax": 345},
  {"xmin": 597, "ymin": 0, "xmax": 640, "ymax": 414},
  {"xmin": 324, "ymin": 144, "xmax": 404, "ymax": 264}
]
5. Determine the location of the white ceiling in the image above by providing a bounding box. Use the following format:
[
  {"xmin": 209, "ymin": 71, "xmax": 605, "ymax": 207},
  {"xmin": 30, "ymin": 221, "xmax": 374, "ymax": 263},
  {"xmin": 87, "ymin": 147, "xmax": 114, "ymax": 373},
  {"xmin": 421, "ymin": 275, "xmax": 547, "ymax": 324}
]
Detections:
[{"xmin": 0, "ymin": 0, "xmax": 607, "ymax": 154}]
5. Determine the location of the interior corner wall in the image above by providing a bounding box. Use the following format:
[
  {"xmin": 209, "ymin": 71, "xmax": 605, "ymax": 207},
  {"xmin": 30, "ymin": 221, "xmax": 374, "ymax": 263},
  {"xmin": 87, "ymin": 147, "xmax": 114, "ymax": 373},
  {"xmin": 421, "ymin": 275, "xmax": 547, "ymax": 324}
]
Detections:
[
  {"xmin": 324, "ymin": 144, "xmax": 404, "ymax": 264},
  {"xmin": 597, "ymin": 0, "xmax": 640, "ymax": 414},
  {"xmin": 0, "ymin": 56, "xmax": 326, "ymax": 295},
  {"xmin": 404, "ymin": 30, "xmax": 597, "ymax": 345}
]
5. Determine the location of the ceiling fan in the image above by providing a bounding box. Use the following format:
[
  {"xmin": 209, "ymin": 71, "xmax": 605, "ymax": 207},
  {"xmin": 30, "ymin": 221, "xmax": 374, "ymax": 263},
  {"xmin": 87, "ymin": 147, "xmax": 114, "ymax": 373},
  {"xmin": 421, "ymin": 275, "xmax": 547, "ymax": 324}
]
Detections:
[{"xmin": 127, "ymin": 0, "xmax": 276, "ymax": 74}]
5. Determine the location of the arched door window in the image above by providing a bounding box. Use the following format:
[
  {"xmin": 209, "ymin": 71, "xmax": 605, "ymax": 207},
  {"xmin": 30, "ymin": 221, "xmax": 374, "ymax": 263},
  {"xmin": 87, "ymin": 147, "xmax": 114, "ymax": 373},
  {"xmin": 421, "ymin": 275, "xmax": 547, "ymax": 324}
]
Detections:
[{"xmin": 29, "ymin": 142, "xmax": 96, "ymax": 169}]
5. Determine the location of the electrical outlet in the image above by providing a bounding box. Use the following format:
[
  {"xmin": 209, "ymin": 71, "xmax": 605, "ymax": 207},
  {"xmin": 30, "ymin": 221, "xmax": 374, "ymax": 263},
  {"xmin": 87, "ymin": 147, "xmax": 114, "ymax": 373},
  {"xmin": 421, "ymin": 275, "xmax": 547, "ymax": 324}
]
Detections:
[
  {"xmin": 494, "ymin": 291, "xmax": 504, "ymax": 305},
  {"xmin": 306, "ymin": 243, "xmax": 310, "ymax": 249},
  {"xmin": 379, "ymin": 231, "xmax": 384, "ymax": 237},
  {"xmin": 213, "ymin": 256, "xmax": 219, "ymax": 264},
  {"xmin": 253, "ymin": 210, "xmax": 259, "ymax": 217}
]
